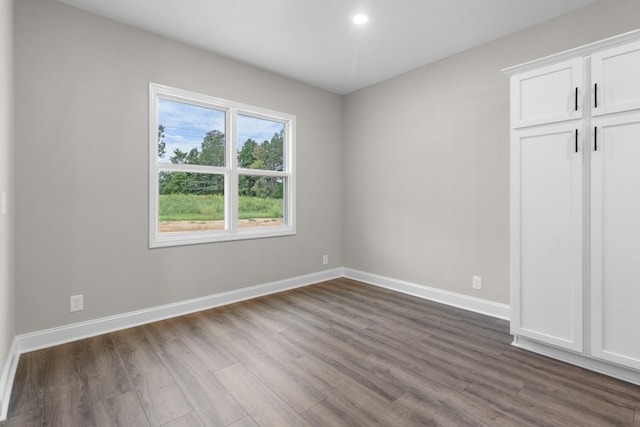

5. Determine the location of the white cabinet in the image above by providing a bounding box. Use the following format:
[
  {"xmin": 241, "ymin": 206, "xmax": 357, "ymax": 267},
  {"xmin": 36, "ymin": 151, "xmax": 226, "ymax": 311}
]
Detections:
[
  {"xmin": 506, "ymin": 30, "xmax": 640, "ymax": 384},
  {"xmin": 591, "ymin": 111, "xmax": 640, "ymax": 370},
  {"xmin": 510, "ymin": 123, "xmax": 583, "ymax": 352}
]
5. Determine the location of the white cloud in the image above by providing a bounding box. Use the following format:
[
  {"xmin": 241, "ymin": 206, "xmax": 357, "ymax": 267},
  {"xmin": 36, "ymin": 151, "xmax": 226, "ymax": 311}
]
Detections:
[{"xmin": 237, "ymin": 114, "xmax": 284, "ymax": 149}]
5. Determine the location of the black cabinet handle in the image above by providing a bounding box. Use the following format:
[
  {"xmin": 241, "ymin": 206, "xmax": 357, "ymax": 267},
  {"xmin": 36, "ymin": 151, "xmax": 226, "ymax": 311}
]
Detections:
[
  {"xmin": 594, "ymin": 83, "xmax": 598, "ymax": 108},
  {"xmin": 575, "ymin": 87, "xmax": 578, "ymax": 111},
  {"xmin": 575, "ymin": 129, "xmax": 578, "ymax": 153},
  {"xmin": 594, "ymin": 126, "xmax": 598, "ymax": 151}
]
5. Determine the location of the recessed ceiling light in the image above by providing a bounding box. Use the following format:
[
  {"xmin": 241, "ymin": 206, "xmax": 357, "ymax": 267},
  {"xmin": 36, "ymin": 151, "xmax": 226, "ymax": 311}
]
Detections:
[{"xmin": 353, "ymin": 14, "xmax": 369, "ymax": 25}]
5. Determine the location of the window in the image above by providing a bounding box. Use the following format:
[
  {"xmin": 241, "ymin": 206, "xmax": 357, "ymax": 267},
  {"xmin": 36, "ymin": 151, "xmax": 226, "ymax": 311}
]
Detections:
[{"xmin": 149, "ymin": 83, "xmax": 295, "ymax": 247}]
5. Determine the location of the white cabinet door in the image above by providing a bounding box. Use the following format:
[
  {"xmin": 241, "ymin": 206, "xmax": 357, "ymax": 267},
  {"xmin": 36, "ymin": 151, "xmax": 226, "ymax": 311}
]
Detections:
[
  {"xmin": 510, "ymin": 123, "xmax": 583, "ymax": 351},
  {"xmin": 592, "ymin": 40, "xmax": 640, "ymax": 116},
  {"xmin": 511, "ymin": 58, "xmax": 583, "ymax": 128},
  {"xmin": 591, "ymin": 112, "xmax": 640, "ymax": 369}
]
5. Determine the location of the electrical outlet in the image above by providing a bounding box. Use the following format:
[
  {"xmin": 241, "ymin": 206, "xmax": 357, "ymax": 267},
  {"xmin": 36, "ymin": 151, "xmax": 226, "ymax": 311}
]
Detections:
[
  {"xmin": 472, "ymin": 276, "xmax": 482, "ymax": 290},
  {"xmin": 70, "ymin": 294, "xmax": 84, "ymax": 312},
  {"xmin": 322, "ymin": 254, "xmax": 329, "ymax": 265}
]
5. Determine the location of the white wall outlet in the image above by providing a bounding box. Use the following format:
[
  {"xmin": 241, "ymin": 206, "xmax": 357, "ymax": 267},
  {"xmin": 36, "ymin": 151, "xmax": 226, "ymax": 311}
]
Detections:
[
  {"xmin": 70, "ymin": 294, "xmax": 84, "ymax": 312},
  {"xmin": 322, "ymin": 254, "xmax": 329, "ymax": 265},
  {"xmin": 472, "ymin": 276, "xmax": 482, "ymax": 290},
  {"xmin": 2, "ymin": 191, "xmax": 7, "ymax": 214}
]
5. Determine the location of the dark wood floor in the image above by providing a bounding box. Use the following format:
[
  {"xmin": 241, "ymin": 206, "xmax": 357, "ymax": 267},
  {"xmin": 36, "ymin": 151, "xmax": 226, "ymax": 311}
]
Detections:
[{"xmin": 2, "ymin": 278, "xmax": 640, "ymax": 426}]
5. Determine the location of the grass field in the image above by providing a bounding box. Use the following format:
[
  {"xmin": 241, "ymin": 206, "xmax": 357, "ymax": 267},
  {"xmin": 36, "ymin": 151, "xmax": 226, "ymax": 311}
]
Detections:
[{"xmin": 159, "ymin": 193, "xmax": 283, "ymax": 221}]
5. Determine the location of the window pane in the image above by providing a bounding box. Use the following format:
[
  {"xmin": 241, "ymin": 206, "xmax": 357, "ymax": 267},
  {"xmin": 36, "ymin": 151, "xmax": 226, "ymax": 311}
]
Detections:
[
  {"xmin": 157, "ymin": 98, "xmax": 226, "ymax": 167},
  {"xmin": 238, "ymin": 176, "xmax": 284, "ymax": 228},
  {"xmin": 158, "ymin": 171, "xmax": 225, "ymax": 233},
  {"xmin": 237, "ymin": 115, "xmax": 285, "ymax": 171}
]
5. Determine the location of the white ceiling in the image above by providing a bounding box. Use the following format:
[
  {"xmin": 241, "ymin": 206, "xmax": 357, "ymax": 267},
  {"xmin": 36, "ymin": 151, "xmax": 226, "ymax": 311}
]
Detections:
[{"xmin": 57, "ymin": 0, "xmax": 596, "ymax": 94}]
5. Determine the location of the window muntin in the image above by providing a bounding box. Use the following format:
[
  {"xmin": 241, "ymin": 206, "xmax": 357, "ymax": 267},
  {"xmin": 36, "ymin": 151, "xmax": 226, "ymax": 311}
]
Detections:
[{"xmin": 149, "ymin": 84, "xmax": 295, "ymax": 247}]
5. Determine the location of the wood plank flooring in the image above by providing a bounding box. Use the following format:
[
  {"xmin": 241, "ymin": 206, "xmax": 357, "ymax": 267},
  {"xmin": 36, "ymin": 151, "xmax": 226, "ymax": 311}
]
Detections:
[{"xmin": 3, "ymin": 278, "xmax": 640, "ymax": 426}]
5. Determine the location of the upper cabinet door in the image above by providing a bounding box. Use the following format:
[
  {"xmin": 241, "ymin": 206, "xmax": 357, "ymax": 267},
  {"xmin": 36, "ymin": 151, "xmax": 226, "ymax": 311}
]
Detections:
[
  {"xmin": 592, "ymin": 40, "xmax": 640, "ymax": 116},
  {"xmin": 511, "ymin": 58, "xmax": 583, "ymax": 129}
]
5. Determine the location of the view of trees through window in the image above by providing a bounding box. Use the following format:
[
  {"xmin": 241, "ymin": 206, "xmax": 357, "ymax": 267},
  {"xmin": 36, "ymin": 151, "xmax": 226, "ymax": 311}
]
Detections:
[{"xmin": 156, "ymin": 98, "xmax": 286, "ymax": 234}]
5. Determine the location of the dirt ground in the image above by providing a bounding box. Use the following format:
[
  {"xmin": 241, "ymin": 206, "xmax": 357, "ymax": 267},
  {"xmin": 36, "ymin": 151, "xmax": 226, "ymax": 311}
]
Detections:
[{"xmin": 159, "ymin": 218, "xmax": 283, "ymax": 233}]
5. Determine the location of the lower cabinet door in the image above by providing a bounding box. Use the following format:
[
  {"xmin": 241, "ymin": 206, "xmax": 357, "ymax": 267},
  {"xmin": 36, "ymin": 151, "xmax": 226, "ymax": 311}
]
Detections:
[
  {"xmin": 510, "ymin": 123, "xmax": 583, "ymax": 352},
  {"xmin": 591, "ymin": 112, "xmax": 640, "ymax": 369}
]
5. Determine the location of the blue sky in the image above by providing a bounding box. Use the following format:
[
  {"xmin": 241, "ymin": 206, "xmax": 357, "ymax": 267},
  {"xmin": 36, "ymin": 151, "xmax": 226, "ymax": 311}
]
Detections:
[{"xmin": 158, "ymin": 98, "xmax": 284, "ymax": 163}]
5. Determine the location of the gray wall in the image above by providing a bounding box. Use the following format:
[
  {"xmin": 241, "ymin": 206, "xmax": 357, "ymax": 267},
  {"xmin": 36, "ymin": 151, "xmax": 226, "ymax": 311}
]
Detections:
[
  {"xmin": 343, "ymin": 0, "xmax": 640, "ymax": 304},
  {"xmin": 13, "ymin": 0, "xmax": 640, "ymax": 335},
  {"xmin": 14, "ymin": 0, "xmax": 344, "ymax": 334},
  {"xmin": 0, "ymin": 0, "xmax": 15, "ymax": 382}
]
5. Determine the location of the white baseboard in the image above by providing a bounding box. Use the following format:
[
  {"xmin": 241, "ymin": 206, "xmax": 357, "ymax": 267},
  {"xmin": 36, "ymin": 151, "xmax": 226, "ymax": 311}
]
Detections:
[
  {"xmin": 343, "ymin": 268, "xmax": 511, "ymax": 320},
  {"xmin": 0, "ymin": 268, "xmax": 344, "ymax": 421},
  {"xmin": 0, "ymin": 268, "xmax": 344, "ymax": 420},
  {"xmin": 15, "ymin": 267, "xmax": 344, "ymax": 354},
  {"xmin": 0, "ymin": 338, "xmax": 18, "ymax": 421},
  {"xmin": 0, "ymin": 266, "xmax": 511, "ymax": 421}
]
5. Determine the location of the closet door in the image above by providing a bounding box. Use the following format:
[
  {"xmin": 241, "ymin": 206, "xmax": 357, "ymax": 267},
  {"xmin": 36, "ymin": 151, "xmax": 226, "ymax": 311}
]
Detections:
[
  {"xmin": 592, "ymin": 40, "xmax": 640, "ymax": 116},
  {"xmin": 511, "ymin": 123, "xmax": 583, "ymax": 351},
  {"xmin": 511, "ymin": 58, "xmax": 583, "ymax": 128},
  {"xmin": 591, "ymin": 112, "xmax": 640, "ymax": 369}
]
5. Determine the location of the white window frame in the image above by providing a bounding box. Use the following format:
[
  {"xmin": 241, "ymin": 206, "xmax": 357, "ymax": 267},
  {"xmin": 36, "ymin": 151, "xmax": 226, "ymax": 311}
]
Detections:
[{"xmin": 149, "ymin": 83, "xmax": 296, "ymax": 248}]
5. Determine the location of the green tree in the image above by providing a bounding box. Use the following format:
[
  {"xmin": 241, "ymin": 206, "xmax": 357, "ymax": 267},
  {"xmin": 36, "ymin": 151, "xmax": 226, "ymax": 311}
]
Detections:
[
  {"xmin": 260, "ymin": 130, "xmax": 284, "ymax": 171},
  {"xmin": 238, "ymin": 138, "xmax": 257, "ymax": 167},
  {"xmin": 200, "ymin": 130, "xmax": 226, "ymax": 166},
  {"xmin": 159, "ymin": 171, "xmax": 186, "ymax": 194},
  {"xmin": 238, "ymin": 138, "xmax": 260, "ymax": 196},
  {"xmin": 238, "ymin": 139, "xmax": 258, "ymax": 196},
  {"xmin": 170, "ymin": 149, "xmax": 187, "ymax": 164},
  {"xmin": 169, "ymin": 130, "xmax": 225, "ymax": 166},
  {"xmin": 161, "ymin": 130, "xmax": 226, "ymax": 195},
  {"xmin": 248, "ymin": 130, "xmax": 285, "ymax": 198},
  {"xmin": 158, "ymin": 124, "xmax": 166, "ymax": 159},
  {"xmin": 158, "ymin": 129, "xmax": 283, "ymax": 198}
]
